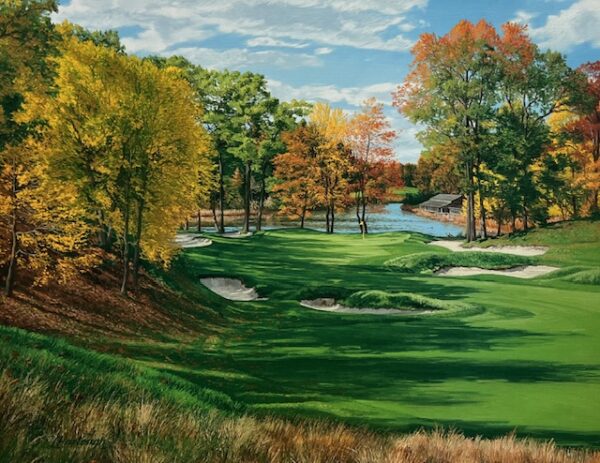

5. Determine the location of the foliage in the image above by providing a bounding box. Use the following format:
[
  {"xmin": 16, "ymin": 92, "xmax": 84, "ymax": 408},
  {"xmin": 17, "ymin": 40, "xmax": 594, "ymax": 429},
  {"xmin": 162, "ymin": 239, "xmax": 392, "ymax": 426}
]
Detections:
[
  {"xmin": 347, "ymin": 98, "xmax": 398, "ymax": 233},
  {"xmin": 19, "ymin": 29, "xmax": 212, "ymax": 294},
  {"xmin": 272, "ymin": 123, "xmax": 322, "ymax": 226}
]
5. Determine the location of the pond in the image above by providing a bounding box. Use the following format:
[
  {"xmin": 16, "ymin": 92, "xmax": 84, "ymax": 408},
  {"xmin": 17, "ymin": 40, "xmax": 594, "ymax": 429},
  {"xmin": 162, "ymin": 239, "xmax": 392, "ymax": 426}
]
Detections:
[{"xmin": 204, "ymin": 203, "xmax": 464, "ymax": 237}]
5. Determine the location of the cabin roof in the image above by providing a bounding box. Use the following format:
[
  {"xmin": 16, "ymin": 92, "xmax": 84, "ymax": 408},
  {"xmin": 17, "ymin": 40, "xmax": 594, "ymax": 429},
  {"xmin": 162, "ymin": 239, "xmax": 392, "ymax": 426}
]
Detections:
[{"xmin": 419, "ymin": 194, "xmax": 463, "ymax": 209}]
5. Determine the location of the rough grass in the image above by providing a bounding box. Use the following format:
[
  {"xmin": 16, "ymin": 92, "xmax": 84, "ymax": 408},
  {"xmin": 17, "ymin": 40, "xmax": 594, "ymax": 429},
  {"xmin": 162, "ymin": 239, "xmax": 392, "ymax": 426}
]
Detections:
[
  {"xmin": 561, "ymin": 269, "xmax": 600, "ymax": 286},
  {"xmin": 1, "ymin": 329, "xmax": 597, "ymax": 463},
  {"xmin": 385, "ymin": 251, "xmax": 533, "ymax": 273},
  {"xmin": 0, "ymin": 327, "xmax": 239, "ymax": 414},
  {"xmin": 342, "ymin": 290, "xmax": 476, "ymax": 313}
]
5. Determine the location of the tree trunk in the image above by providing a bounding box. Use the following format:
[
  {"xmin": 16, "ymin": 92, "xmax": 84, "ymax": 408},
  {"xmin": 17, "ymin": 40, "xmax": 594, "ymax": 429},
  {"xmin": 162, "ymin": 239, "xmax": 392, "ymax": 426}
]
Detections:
[
  {"xmin": 511, "ymin": 213, "xmax": 517, "ymax": 234},
  {"xmin": 98, "ymin": 209, "xmax": 108, "ymax": 248},
  {"xmin": 218, "ymin": 152, "xmax": 225, "ymax": 233},
  {"xmin": 132, "ymin": 200, "xmax": 145, "ymax": 290},
  {"xmin": 465, "ymin": 162, "xmax": 476, "ymax": 242},
  {"xmin": 355, "ymin": 194, "xmax": 362, "ymax": 233},
  {"xmin": 211, "ymin": 200, "xmax": 219, "ymax": 231},
  {"xmin": 5, "ymin": 199, "xmax": 18, "ymax": 297},
  {"xmin": 475, "ymin": 165, "xmax": 487, "ymax": 239},
  {"xmin": 185, "ymin": 218, "xmax": 189, "ymax": 231},
  {"xmin": 300, "ymin": 204, "xmax": 306, "ymax": 229},
  {"xmin": 242, "ymin": 160, "xmax": 252, "ymax": 234},
  {"xmin": 523, "ymin": 196, "xmax": 529, "ymax": 231},
  {"xmin": 197, "ymin": 210, "xmax": 202, "ymax": 233},
  {"xmin": 496, "ymin": 219, "xmax": 502, "ymax": 237},
  {"xmin": 105, "ymin": 225, "xmax": 114, "ymax": 251},
  {"xmin": 256, "ymin": 164, "xmax": 267, "ymax": 232},
  {"xmin": 329, "ymin": 201, "xmax": 335, "ymax": 234},
  {"xmin": 361, "ymin": 196, "xmax": 368, "ymax": 235},
  {"xmin": 120, "ymin": 199, "xmax": 131, "ymax": 296}
]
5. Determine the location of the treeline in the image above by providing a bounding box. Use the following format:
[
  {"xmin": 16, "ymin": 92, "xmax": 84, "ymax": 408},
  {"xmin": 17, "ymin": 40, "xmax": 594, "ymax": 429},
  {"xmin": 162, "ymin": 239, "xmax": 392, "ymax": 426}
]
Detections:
[
  {"xmin": 395, "ymin": 20, "xmax": 600, "ymax": 240},
  {"xmin": 0, "ymin": 1, "xmax": 400, "ymax": 296}
]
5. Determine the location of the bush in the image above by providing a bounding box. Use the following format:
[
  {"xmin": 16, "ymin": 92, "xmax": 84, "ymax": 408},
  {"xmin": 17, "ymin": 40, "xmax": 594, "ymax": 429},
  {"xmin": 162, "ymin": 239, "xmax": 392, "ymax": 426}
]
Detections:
[{"xmin": 385, "ymin": 251, "xmax": 533, "ymax": 273}]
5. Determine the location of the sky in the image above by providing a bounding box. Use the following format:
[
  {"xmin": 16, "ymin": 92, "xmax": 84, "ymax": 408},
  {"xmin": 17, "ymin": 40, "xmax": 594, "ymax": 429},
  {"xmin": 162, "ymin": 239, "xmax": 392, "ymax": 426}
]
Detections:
[{"xmin": 54, "ymin": 0, "xmax": 600, "ymax": 163}]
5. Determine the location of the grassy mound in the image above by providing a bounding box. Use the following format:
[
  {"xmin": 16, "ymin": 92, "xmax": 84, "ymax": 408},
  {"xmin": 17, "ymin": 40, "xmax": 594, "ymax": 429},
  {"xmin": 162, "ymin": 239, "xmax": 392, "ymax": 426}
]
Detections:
[
  {"xmin": 0, "ymin": 327, "xmax": 238, "ymax": 414},
  {"xmin": 562, "ymin": 268, "xmax": 600, "ymax": 286},
  {"xmin": 385, "ymin": 251, "xmax": 533, "ymax": 273},
  {"xmin": 342, "ymin": 290, "xmax": 476, "ymax": 313}
]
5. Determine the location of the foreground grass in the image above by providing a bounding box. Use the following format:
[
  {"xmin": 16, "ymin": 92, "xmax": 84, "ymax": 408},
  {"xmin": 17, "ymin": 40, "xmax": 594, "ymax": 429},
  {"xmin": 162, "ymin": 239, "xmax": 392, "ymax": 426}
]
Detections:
[{"xmin": 1, "ymin": 327, "xmax": 597, "ymax": 462}]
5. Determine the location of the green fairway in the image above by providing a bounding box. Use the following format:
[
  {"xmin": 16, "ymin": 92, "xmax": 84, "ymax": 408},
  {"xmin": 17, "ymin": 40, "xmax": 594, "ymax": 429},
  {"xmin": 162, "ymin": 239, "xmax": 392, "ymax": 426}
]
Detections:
[{"xmin": 114, "ymin": 220, "xmax": 600, "ymax": 447}]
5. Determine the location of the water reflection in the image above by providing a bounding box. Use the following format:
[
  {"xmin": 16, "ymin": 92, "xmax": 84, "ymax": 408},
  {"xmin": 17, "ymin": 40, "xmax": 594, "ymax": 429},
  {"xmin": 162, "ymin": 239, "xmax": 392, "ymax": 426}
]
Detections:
[{"xmin": 204, "ymin": 203, "xmax": 463, "ymax": 238}]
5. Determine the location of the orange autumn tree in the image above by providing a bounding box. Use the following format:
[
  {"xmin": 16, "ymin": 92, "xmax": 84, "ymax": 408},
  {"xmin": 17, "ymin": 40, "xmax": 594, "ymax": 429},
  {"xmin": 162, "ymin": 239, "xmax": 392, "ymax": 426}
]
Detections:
[
  {"xmin": 272, "ymin": 123, "xmax": 322, "ymax": 228},
  {"xmin": 394, "ymin": 20, "xmax": 501, "ymax": 241},
  {"xmin": 570, "ymin": 61, "xmax": 600, "ymax": 213},
  {"xmin": 347, "ymin": 98, "xmax": 397, "ymax": 234}
]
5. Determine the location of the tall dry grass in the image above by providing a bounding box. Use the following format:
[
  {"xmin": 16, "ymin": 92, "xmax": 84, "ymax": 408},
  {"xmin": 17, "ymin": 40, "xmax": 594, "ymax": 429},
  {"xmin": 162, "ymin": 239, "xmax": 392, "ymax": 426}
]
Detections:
[{"xmin": 1, "ymin": 372, "xmax": 598, "ymax": 463}]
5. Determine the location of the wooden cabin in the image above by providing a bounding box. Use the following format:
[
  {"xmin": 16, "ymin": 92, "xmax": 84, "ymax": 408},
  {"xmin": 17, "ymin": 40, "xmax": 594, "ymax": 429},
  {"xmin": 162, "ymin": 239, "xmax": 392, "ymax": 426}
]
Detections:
[{"xmin": 418, "ymin": 194, "xmax": 464, "ymax": 215}]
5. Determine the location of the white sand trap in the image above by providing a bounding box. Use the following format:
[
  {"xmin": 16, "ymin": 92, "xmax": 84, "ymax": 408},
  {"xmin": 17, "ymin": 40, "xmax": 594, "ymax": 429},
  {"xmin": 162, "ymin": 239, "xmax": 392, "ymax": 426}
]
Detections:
[
  {"xmin": 201, "ymin": 278, "xmax": 266, "ymax": 301},
  {"xmin": 435, "ymin": 265, "xmax": 558, "ymax": 279},
  {"xmin": 175, "ymin": 234, "xmax": 213, "ymax": 248},
  {"xmin": 300, "ymin": 298, "xmax": 431, "ymax": 315},
  {"xmin": 429, "ymin": 240, "xmax": 548, "ymax": 256},
  {"xmin": 221, "ymin": 231, "xmax": 253, "ymax": 239}
]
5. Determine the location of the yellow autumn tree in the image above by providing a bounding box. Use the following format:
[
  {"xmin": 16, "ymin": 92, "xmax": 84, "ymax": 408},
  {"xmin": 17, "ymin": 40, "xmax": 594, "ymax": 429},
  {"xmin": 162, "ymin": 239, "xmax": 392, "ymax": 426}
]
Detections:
[
  {"xmin": 547, "ymin": 109, "xmax": 591, "ymax": 218},
  {"xmin": 21, "ymin": 25, "xmax": 213, "ymax": 294},
  {"xmin": 310, "ymin": 103, "xmax": 351, "ymax": 233},
  {"xmin": 0, "ymin": 2, "xmax": 99, "ymax": 296}
]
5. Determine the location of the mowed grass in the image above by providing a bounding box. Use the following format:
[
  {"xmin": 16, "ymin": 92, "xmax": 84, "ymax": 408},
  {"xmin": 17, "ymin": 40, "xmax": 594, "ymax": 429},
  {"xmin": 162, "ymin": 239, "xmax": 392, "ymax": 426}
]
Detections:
[{"xmin": 137, "ymin": 221, "xmax": 600, "ymax": 447}]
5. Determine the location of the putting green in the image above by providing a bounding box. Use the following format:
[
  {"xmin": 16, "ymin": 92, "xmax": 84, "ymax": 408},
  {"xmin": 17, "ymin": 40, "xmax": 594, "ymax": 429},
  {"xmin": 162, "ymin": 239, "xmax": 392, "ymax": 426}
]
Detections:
[{"xmin": 149, "ymin": 221, "xmax": 600, "ymax": 446}]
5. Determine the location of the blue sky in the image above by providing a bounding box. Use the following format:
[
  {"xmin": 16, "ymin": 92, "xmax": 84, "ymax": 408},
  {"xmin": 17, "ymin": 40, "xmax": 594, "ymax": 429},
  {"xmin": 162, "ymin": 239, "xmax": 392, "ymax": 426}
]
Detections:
[{"xmin": 55, "ymin": 0, "xmax": 600, "ymax": 163}]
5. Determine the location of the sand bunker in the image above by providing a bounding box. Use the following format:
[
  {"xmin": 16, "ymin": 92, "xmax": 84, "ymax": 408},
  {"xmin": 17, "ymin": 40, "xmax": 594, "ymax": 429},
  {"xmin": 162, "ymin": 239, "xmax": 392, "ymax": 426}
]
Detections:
[
  {"xmin": 175, "ymin": 234, "xmax": 213, "ymax": 248},
  {"xmin": 221, "ymin": 231, "xmax": 253, "ymax": 239},
  {"xmin": 200, "ymin": 278, "xmax": 265, "ymax": 301},
  {"xmin": 429, "ymin": 240, "xmax": 548, "ymax": 256},
  {"xmin": 300, "ymin": 298, "xmax": 431, "ymax": 315},
  {"xmin": 435, "ymin": 265, "xmax": 558, "ymax": 279}
]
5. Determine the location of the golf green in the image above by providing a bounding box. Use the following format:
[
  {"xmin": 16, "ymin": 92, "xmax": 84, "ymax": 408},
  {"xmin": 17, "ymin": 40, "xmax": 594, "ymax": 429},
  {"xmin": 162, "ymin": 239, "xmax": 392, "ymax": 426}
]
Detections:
[{"xmin": 137, "ymin": 221, "xmax": 600, "ymax": 446}]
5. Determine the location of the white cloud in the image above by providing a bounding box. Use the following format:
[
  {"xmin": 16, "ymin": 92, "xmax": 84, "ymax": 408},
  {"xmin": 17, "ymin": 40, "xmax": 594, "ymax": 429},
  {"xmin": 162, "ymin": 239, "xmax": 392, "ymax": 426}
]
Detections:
[
  {"xmin": 511, "ymin": 10, "xmax": 538, "ymax": 26},
  {"xmin": 55, "ymin": 0, "xmax": 425, "ymax": 58},
  {"xmin": 268, "ymin": 79, "xmax": 397, "ymax": 106},
  {"xmin": 528, "ymin": 0, "xmax": 600, "ymax": 51},
  {"xmin": 171, "ymin": 47, "xmax": 322, "ymax": 70},
  {"xmin": 247, "ymin": 37, "xmax": 309, "ymax": 48},
  {"xmin": 315, "ymin": 47, "xmax": 333, "ymax": 55}
]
